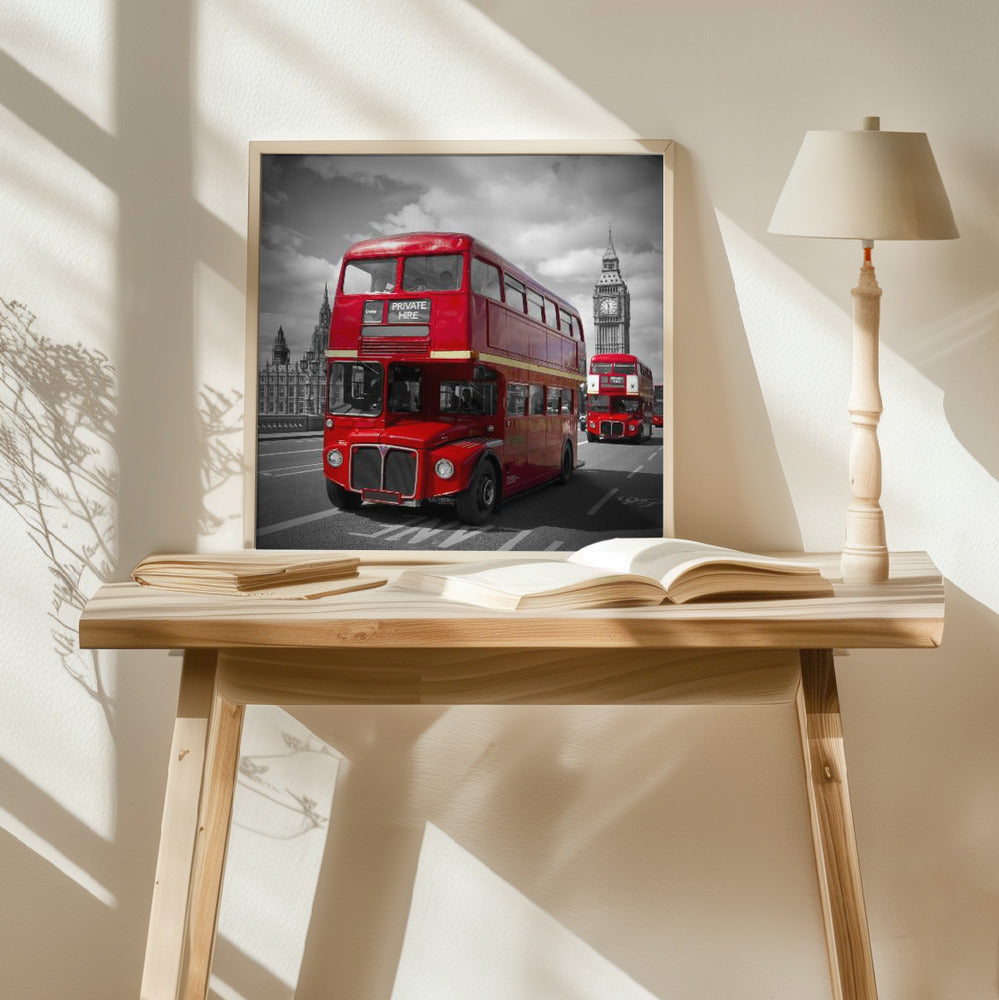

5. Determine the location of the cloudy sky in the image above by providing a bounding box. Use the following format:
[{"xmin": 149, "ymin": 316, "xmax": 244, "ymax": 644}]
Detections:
[{"xmin": 256, "ymin": 152, "xmax": 666, "ymax": 380}]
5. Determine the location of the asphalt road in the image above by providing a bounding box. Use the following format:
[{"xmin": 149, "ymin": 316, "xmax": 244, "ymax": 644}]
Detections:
[{"xmin": 254, "ymin": 432, "xmax": 664, "ymax": 552}]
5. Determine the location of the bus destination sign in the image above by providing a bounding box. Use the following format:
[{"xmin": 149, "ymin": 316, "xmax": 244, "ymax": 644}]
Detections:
[{"xmin": 387, "ymin": 299, "xmax": 431, "ymax": 324}]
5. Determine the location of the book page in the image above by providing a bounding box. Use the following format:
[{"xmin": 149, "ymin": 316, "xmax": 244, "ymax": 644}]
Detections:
[
  {"xmin": 568, "ymin": 538, "xmax": 819, "ymax": 587},
  {"xmin": 412, "ymin": 559, "xmax": 623, "ymax": 599}
]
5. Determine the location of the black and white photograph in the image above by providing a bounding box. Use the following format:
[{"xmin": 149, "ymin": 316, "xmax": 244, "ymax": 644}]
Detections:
[{"xmin": 249, "ymin": 145, "xmax": 671, "ymax": 552}]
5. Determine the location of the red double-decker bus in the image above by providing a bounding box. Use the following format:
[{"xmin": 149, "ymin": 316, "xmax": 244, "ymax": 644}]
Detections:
[
  {"xmin": 584, "ymin": 353, "xmax": 654, "ymax": 443},
  {"xmin": 323, "ymin": 232, "xmax": 585, "ymax": 524},
  {"xmin": 653, "ymin": 383, "xmax": 664, "ymax": 428}
]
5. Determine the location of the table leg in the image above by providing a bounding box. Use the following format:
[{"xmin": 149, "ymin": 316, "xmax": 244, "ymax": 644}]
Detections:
[
  {"xmin": 138, "ymin": 648, "xmax": 245, "ymax": 1000},
  {"xmin": 796, "ymin": 649, "xmax": 878, "ymax": 1000}
]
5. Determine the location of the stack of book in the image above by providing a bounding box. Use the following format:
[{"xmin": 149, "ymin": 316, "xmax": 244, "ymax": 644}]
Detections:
[{"xmin": 131, "ymin": 552, "xmax": 386, "ymax": 600}]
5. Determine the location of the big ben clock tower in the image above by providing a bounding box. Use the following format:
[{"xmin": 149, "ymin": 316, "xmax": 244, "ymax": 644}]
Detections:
[{"xmin": 592, "ymin": 227, "xmax": 631, "ymax": 354}]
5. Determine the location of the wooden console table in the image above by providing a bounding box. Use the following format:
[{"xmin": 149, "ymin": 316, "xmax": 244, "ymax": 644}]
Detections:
[{"xmin": 79, "ymin": 551, "xmax": 944, "ymax": 1000}]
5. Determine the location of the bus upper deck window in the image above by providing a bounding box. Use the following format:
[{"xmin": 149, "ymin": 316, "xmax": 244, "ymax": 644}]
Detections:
[
  {"xmin": 543, "ymin": 298, "xmax": 559, "ymax": 329},
  {"xmin": 471, "ymin": 258, "xmax": 503, "ymax": 301},
  {"xmin": 343, "ymin": 259, "xmax": 397, "ymax": 294},
  {"xmin": 403, "ymin": 254, "xmax": 463, "ymax": 292},
  {"xmin": 504, "ymin": 276, "xmax": 526, "ymax": 313}
]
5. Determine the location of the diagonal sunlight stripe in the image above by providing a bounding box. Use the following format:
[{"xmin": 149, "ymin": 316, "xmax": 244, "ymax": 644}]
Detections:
[{"xmin": 0, "ymin": 804, "xmax": 116, "ymax": 906}]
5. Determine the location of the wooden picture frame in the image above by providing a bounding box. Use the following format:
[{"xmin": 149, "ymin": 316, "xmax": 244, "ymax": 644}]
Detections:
[{"xmin": 244, "ymin": 140, "xmax": 674, "ymax": 554}]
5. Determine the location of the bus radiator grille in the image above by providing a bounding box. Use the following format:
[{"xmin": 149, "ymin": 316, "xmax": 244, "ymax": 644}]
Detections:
[
  {"xmin": 350, "ymin": 445, "xmax": 418, "ymax": 497},
  {"xmin": 384, "ymin": 450, "xmax": 417, "ymax": 495},
  {"xmin": 350, "ymin": 447, "xmax": 382, "ymax": 492},
  {"xmin": 600, "ymin": 420, "xmax": 624, "ymax": 437}
]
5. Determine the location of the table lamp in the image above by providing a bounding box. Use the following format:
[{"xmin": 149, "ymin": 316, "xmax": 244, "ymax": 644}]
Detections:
[{"xmin": 768, "ymin": 117, "xmax": 958, "ymax": 583}]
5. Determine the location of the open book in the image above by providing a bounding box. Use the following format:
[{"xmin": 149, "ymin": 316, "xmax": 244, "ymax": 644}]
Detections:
[
  {"xmin": 131, "ymin": 551, "xmax": 386, "ymax": 599},
  {"xmin": 393, "ymin": 538, "xmax": 834, "ymax": 610}
]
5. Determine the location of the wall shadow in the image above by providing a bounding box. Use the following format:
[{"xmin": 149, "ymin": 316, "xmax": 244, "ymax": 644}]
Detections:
[{"xmin": 0, "ymin": 297, "xmax": 117, "ymax": 730}]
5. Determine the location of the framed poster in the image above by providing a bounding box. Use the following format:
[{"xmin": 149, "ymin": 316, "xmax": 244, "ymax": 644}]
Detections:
[{"xmin": 244, "ymin": 140, "xmax": 673, "ymax": 554}]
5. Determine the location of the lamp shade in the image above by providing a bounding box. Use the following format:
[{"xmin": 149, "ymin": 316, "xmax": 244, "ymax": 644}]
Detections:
[{"xmin": 768, "ymin": 127, "xmax": 958, "ymax": 241}]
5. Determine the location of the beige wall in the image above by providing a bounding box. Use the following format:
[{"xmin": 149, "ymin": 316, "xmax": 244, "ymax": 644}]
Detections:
[{"xmin": 1, "ymin": 1, "xmax": 997, "ymax": 997}]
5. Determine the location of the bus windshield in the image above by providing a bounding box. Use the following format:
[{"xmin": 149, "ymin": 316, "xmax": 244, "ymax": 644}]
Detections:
[
  {"xmin": 402, "ymin": 254, "xmax": 463, "ymax": 292},
  {"xmin": 588, "ymin": 394, "xmax": 640, "ymax": 414},
  {"xmin": 329, "ymin": 361, "xmax": 383, "ymax": 416},
  {"xmin": 387, "ymin": 363, "xmax": 422, "ymax": 413},
  {"xmin": 342, "ymin": 259, "xmax": 396, "ymax": 294}
]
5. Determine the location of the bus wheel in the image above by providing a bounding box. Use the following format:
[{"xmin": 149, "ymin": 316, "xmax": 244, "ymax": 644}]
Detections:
[
  {"xmin": 557, "ymin": 444, "xmax": 573, "ymax": 484},
  {"xmin": 586, "ymin": 431, "xmax": 597, "ymax": 443},
  {"xmin": 456, "ymin": 462, "xmax": 498, "ymax": 525},
  {"xmin": 326, "ymin": 479, "xmax": 362, "ymax": 510}
]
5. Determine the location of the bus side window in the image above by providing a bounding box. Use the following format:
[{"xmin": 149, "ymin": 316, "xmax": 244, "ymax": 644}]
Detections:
[
  {"xmin": 543, "ymin": 298, "xmax": 559, "ymax": 329},
  {"xmin": 529, "ymin": 384, "xmax": 545, "ymax": 416},
  {"xmin": 506, "ymin": 382, "xmax": 528, "ymax": 416},
  {"xmin": 471, "ymin": 258, "xmax": 502, "ymax": 302},
  {"xmin": 560, "ymin": 313, "xmax": 573, "ymax": 337},
  {"xmin": 546, "ymin": 386, "xmax": 561, "ymax": 415},
  {"xmin": 560, "ymin": 388, "xmax": 573, "ymax": 414},
  {"xmin": 526, "ymin": 289, "xmax": 544, "ymax": 323},
  {"xmin": 504, "ymin": 275, "xmax": 526, "ymax": 313}
]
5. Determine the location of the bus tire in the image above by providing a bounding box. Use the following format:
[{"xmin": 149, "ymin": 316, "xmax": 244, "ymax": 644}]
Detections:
[
  {"xmin": 456, "ymin": 461, "xmax": 498, "ymax": 525},
  {"xmin": 326, "ymin": 479, "xmax": 362, "ymax": 510},
  {"xmin": 557, "ymin": 444, "xmax": 573, "ymax": 485},
  {"xmin": 586, "ymin": 431, "xmax": 597, "ymax": 443}
]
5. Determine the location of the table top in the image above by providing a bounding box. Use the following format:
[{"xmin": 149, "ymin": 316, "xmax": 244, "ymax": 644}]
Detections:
[{"xmin": 79, "ymin": 551, "xmax": 944, "ymax": 651}]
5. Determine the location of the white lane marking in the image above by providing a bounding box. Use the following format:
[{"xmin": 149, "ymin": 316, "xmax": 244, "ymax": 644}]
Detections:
[
  {"xmin": 256, "ymin": 508, "xmax": 340, "ymax": 537},
  {"xmin": 259, "ymin": 464, "xmax": 324, "ymax": 477},
  {"xmin": 587, "ymin": 488, "xmax": 618, "ymax": 516},
  {"xmin": 497, "ymin": 529, "xmax": 532, "ymax": 551},
  {"xmin": 258, "ymin": 446, "xmax": 320, "ymax": 457}
]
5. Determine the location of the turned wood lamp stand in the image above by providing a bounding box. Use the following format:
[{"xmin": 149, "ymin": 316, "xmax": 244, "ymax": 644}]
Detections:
[{"xmin": 844, "ymin": 246, "xmax": 888, "ymax": 582}]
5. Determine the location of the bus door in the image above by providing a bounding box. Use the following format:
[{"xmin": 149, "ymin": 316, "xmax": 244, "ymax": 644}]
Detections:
[
  {"xmin": 503, "ymin": 381, "xmax": 530, "ymax": 492},
  {"xmin": 546, "ymin": 386, "xmax": 568, "ymax": 474},
  {"xmin": 526, "ymin": 383, "xmax": 549, "ymax": 486}
]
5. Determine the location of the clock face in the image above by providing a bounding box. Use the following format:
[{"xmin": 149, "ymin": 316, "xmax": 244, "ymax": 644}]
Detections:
[{"xmin": 599, "ymin": 297, "xmax": 619, "ymax": 316}]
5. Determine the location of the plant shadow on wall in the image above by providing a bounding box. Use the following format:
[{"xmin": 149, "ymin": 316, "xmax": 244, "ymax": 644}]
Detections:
[
  {"xmin": 0, "ymin": 298, "xmax": 118, "ymax": 733},
  {"xmin": 197, "ymin": 384, "xmax": 244, "ymax": 539},
  {"xmin": 0, "ymin": 297, "xmax": 245, "ymax": 738},
  {"xmin": 235, "ymin": 729, "xmax": 337, "ymax": 840}
]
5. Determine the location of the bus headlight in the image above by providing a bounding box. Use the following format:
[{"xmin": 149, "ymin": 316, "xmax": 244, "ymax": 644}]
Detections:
[
  {"xmin": 327, "ymin": 448, "xmax": 344, "ymax": 468},
  {"xmin": 325, "ymin": 417, "xmax": 334, "ymax": 429},
  {"xmin": 435, "ymin": 458, "xmax": 455, "ymax": 480}
]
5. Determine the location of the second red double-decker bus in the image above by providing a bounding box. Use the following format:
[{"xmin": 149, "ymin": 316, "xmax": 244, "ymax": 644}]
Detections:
[
  {"xmin": 584, "ymin": 353, "xmax": 654, "ymax": 443},
  {"xmin": 323, "ymin": 232, "xmax": 585, "ymax": 524}
]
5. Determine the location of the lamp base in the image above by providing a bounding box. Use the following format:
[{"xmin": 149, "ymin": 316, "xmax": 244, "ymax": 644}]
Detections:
[{"xmin": 841, "ymin": 509, "xmax": 890, "ymax": 583}]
